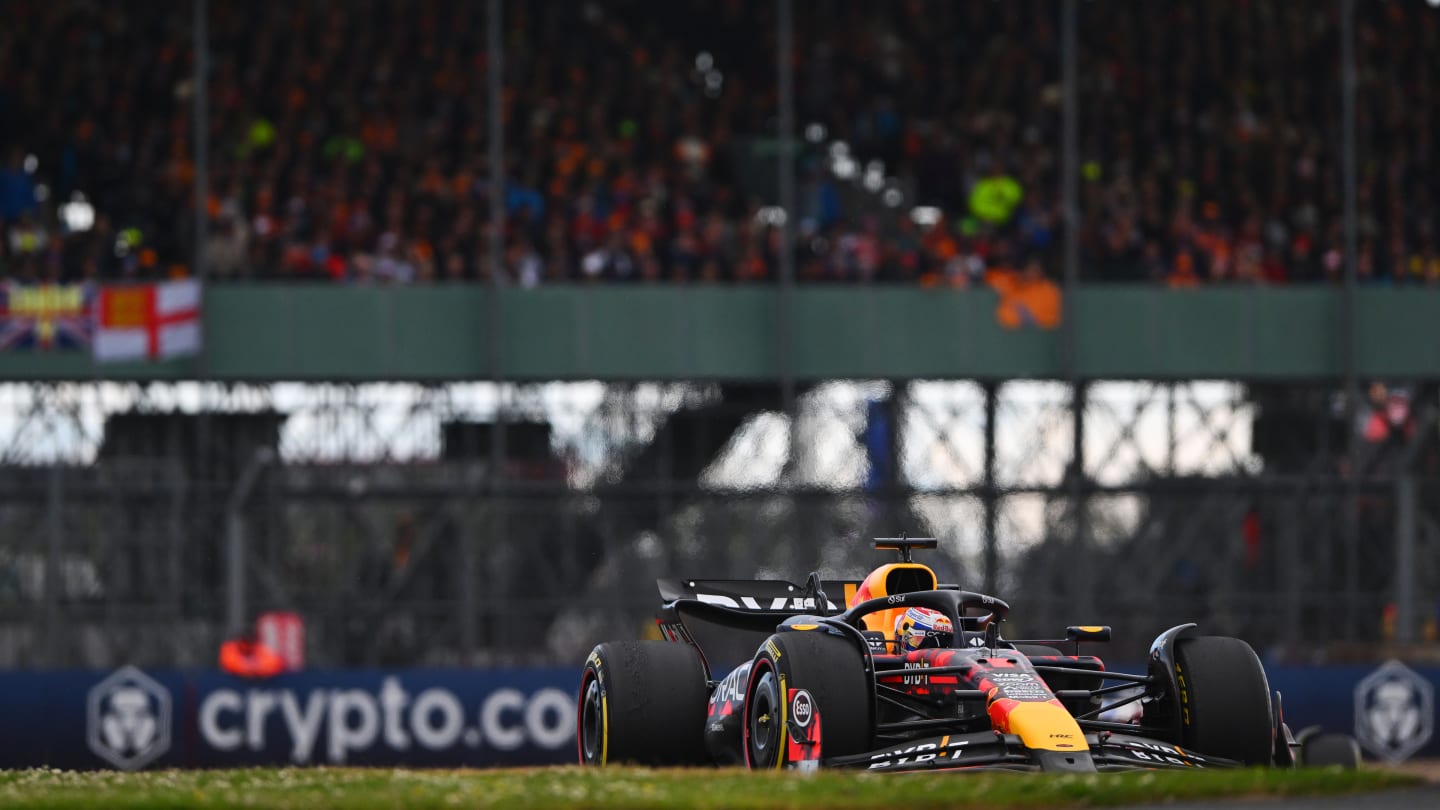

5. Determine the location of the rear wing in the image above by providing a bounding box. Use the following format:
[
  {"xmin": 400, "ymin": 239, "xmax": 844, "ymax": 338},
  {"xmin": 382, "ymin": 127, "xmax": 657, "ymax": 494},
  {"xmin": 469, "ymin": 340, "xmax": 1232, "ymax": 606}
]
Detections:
[
  {"xmin": 656, "ymin": 577, "xmax": 858, "ymax": 677},
  {"xmin": 657, "ymin": 577, "xmax": 852, "ymax": 613}
]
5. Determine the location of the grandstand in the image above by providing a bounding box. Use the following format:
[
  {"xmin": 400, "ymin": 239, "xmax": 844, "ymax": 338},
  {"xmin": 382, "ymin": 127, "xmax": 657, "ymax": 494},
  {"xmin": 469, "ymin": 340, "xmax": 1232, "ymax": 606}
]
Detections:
[{"xmin": 5, "ymin": 1, "xmax": 1438, "ymax": 285}]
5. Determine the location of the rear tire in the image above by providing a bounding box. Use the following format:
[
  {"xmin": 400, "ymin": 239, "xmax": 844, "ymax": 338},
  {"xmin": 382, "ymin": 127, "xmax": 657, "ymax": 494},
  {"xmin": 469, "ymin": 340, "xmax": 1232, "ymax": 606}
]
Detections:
[
  {"xmin": 577, "ymin": 641, "xmax": 710, "ymax": 766},
  {"xmin": 1301, "ymin": 732, "xmax": 1360, "ymax": 769},
  {"xmin": 1173, "ymin": 635, "xmax": 1274, "ymax": 765},
  {"xmin": 744, "ymin": 631, "xmax": 871, "ymax": 769}
]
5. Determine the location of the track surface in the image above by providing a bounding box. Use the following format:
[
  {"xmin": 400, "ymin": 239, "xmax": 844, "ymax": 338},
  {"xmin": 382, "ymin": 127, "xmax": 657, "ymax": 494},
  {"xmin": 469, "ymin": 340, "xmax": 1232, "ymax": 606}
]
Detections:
[
  {"xmin": 1114, "ymin": 784, "xmax": 1440, "ymax": 810},
  {"xmin": 1116, "ymin": 761, "xmax": 1440, "ymax": 810}
]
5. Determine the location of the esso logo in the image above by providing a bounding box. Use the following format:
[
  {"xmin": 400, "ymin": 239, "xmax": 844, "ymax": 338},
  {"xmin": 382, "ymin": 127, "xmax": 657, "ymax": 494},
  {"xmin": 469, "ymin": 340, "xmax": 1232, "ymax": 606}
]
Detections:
[{"xmin": 791, "ymin": 690, "xmax": 814, "ymax": 728}]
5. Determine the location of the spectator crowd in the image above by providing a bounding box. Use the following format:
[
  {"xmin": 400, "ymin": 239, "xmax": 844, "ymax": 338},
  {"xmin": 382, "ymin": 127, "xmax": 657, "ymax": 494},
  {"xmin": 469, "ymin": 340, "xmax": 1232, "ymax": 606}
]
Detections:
[{"xmin": 0, "ymin": 0, "xmax": 1437, "ymax": 286}]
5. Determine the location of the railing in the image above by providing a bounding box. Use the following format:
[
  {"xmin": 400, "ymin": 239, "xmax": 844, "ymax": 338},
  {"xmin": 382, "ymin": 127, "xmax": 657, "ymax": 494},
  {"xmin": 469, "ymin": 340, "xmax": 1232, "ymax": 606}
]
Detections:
[
  {"xmin": 5, "ymin": 286, "xmax": 1440, "ymax": 382},
  {"xmin": 2, "ymin": 461, "xmax": 1435, "ymax": 669}
]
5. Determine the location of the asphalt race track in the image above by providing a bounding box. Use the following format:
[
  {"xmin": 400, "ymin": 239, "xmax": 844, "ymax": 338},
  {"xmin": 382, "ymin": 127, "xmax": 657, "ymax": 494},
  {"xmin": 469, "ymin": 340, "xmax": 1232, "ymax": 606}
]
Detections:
[{"xmin": 1114, "ymin": 785, "xmax": 1440, "ymax": 810}]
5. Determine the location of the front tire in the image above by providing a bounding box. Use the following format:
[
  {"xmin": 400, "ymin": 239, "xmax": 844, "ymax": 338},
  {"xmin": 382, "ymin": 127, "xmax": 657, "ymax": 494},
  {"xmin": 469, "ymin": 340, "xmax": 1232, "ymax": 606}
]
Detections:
[
  {"xmin": 743, "ymin": 631, "xmax": 871, "ymax": 769},
  {"xmin": 1173, "ymin": 635, "xmax": 1274, "ymax": 765},
  {"xmin": 1301, "ymin": 732, "xmax": 1360, "ymax": 769},
  {"xmin": 577, "ymin": 641, "xmax": 710, "ymax": 766}
]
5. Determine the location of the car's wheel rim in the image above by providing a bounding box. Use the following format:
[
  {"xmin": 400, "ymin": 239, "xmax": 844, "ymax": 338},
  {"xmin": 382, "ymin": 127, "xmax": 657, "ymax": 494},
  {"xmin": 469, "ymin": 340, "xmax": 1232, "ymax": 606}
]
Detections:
[
  {"xmin": 580, "ymin": 675, "xmax": 603, "ymax": 764},
  {"xmin": 748, "ymin": 668, "xmax": 781, "ymax": 766}
]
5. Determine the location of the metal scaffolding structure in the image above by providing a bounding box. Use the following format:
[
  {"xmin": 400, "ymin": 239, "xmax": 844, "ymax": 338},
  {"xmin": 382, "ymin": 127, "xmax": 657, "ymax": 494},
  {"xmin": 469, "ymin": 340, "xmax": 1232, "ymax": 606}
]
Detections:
[{"xmin": 1, "ymin": 379, "xmax": 1436, "ymax": 670}]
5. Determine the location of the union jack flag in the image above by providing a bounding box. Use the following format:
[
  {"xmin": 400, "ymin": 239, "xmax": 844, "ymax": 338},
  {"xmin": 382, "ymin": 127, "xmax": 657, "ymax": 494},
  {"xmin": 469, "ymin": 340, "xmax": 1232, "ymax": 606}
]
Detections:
[{"xmin": 0, "ymin": 282, "xmax": 96, "ymax": 351}]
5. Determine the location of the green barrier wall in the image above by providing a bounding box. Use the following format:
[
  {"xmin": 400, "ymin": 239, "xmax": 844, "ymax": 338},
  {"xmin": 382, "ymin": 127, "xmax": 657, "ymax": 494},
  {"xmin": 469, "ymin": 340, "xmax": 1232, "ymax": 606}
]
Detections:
[{"xmin": 1, "ymin": 285, "xmax": 1436, "ymax": 381}]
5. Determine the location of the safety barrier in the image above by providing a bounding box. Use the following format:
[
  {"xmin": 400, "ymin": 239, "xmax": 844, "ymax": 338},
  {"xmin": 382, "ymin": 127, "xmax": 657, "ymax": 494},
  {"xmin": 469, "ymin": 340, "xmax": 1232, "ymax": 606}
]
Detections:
[
  {"xmin": 1270, "ymin": 661, "xmax": 1437, "ymax": 763},
  {"xmin": 0, "ymin": 667, "xmax": 578, "ymax": 770},
  {"xmin": 0, "ymin": 662, "xmax": 1431, "ymax": 769}
]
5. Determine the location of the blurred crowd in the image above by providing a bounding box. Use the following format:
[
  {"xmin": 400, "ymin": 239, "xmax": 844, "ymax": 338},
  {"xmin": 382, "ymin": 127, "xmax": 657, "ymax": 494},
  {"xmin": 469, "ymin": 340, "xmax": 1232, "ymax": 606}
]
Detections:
[{"xmin": 1, "ymin": 0, "xmax": 1437, "ymax": 285}]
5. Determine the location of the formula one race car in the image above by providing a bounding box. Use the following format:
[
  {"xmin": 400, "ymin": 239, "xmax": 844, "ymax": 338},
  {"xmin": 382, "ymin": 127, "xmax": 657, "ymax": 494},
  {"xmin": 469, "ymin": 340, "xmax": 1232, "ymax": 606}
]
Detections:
[{"xmin": 578, "ymin": 537, "xmax": 1359, "ymax": 772}]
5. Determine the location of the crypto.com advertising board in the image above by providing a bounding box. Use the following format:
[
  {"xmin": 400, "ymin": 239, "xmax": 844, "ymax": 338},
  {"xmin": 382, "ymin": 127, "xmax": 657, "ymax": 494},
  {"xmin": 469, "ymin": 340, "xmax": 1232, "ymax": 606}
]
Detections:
[
  {"xmin": 0, "ymin": 667, "xmax": 577, "ymax": 770},
  {"xmin": 0, "ymin": 662, "xmax": 1433, "ymax": 770}
]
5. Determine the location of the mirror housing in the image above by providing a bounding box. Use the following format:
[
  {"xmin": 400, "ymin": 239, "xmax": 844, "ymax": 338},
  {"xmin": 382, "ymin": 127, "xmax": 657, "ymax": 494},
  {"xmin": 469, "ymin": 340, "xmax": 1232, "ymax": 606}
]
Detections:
[{"xmin": 1065, "ymin": 625, "xmax": 1112, "ymax": 642}]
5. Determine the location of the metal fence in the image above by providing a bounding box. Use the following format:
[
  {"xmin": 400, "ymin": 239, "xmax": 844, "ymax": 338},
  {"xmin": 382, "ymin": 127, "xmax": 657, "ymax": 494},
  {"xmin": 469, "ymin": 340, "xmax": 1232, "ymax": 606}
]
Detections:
[{"xmin": 1, "ymin": 379, "xmax": 1436, "ymax": 670}]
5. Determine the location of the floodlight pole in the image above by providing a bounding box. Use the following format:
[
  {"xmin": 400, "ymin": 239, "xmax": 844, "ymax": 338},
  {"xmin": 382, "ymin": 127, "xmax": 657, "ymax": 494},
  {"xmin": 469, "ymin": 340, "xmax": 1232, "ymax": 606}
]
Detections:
[
  {"xmin": 778, "ymin": 0, "xmax": 797, "ymax": 418},
  {"xmin": 1340, "ymin": 0, "xmax": 1360, "ymax": 639},
  {"xmin": 193, "ymin": 0, "xmax": 209, "ymax": 282},
  {"xmin": 487, "ymin": 0, "xmax": 505, "ymax": 334},
  {"xmin": 1061, "ymin": 0, "xmax": 1079, "ymax": 298},
  {"xmin": 193, "ymin": 0, "xmax": 216, "ymax": 631},
  {"xmin": 478, "ymin": 0, "xmax": 507, "ymax": 663},
  {"xmin": 1061, "ymin": 0, "xmax": 1090, "ymax": 617}
]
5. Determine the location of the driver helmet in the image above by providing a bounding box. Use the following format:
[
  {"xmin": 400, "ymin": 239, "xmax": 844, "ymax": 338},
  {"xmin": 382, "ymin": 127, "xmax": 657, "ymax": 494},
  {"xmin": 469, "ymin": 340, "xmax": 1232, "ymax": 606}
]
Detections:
[{"xmin": 893, "ymin": 606, "xmax": 954, "ymax": 652}]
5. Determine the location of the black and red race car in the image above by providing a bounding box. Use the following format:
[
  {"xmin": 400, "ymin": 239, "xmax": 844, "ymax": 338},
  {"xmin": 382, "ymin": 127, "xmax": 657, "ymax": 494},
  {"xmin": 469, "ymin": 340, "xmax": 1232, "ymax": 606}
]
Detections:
[{"xmin": 578, "ymin": 537, "xmax": 1357, "ymax": 772}]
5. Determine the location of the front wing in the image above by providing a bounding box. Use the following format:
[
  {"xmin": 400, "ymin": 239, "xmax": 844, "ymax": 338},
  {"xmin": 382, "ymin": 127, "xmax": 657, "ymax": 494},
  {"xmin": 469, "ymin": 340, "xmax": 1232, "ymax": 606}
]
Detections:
[{"xmin": 818, "ymin": 730, "xmax": 1236, "ymax": 773}]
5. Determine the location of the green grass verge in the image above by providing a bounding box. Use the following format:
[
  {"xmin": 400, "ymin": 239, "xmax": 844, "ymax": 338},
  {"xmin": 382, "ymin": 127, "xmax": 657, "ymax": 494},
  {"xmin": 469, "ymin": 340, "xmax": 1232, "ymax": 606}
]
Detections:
[{"xmin": 0, "ymin": 765, "xmax": 1420, "ymax": 810}]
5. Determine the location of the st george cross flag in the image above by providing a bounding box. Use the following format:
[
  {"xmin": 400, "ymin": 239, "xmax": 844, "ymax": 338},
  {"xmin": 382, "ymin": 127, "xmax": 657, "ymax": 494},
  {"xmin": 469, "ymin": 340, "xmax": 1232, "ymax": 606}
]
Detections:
[{"xmin": 93, "ymin": 280, "xmax": 202, "ymax": 363}]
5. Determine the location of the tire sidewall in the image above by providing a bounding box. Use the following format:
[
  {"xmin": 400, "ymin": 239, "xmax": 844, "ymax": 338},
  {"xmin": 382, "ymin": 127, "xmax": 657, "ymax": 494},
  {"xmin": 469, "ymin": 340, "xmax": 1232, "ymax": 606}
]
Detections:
[
  {"xmin": 577, "ymin": 641, "xmax": 710, "ymax": 766},
  {"xmin": 577, "ymin": 655, "xmax": 605, "ymax": 765},
  {"xmin": 743, "ymin": 653, "xmax": 786, "ymax": 769},
  {"xmin": 743, "ymin": 631, "xmax": 871, "ymax": 769},
  {"xmin": 1174, "ymin": 635, "xmax": 1274, "ymax": 765}
]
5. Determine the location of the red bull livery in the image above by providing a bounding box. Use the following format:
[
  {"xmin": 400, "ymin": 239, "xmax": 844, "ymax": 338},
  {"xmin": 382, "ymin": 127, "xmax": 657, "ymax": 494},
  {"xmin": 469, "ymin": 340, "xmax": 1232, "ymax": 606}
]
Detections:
[{"xmin": 578, "ymin": 536, "xmax": 1357, "ymax": 772}]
